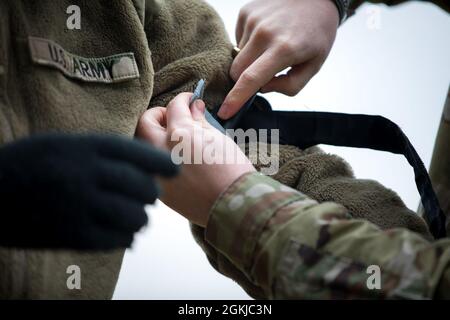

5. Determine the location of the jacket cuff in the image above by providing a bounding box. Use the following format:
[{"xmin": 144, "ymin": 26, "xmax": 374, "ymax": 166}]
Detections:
[
  {"xmin": 205, "ymin": 172, "xmax": 311, "ymax": 275},
  {"xmin": 330, "ymin": 0, "xmax": 350, "ymax": 24}
]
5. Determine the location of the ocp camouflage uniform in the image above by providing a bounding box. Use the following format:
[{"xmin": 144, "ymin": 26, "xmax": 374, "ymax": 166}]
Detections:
[
  {"xmin": 422, "ymin": 90, "xmax": 450, "ymax": 231},
  {"xmin": 202, "ymin": 172, "xmax": 450, "ymax": 299},
  {"xmin": 0, "ymin": 0, "xmax": 447, "ymax": 299},
  {"xmin": 191, "ymin": 0, "xmax": 450, "ymax": 299}
]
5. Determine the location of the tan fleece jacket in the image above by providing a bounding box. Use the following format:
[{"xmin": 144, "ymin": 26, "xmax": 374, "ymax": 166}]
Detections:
[
  {"xmin": 0, "ymin": 0, "xmax": 430, "ymax": 299},
  {"xmin": 0, "ymin": 0, "xmax": 233, "ymax": 299}
]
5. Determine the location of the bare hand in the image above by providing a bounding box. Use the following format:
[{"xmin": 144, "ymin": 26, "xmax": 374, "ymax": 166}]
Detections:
[
  {"xmin": 137, "ymin": 93, "xmax": 256, "ymax": 227},
  {"xmin": 218, "ymin": 0, "xmax": 339, "ymax": 119}
]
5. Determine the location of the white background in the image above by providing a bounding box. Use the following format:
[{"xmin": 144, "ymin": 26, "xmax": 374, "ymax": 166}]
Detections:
[{"xmin": 113, "ymin": 1, "xmax": 450, "ymax": 299}]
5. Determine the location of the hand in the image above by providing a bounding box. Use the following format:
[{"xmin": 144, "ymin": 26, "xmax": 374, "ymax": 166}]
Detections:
[
  {"xmin": 218, "ymin": 0, "xmax": 339, "ymax": 119},
  {"xmin": 137, "ymin": 93, "xmax": 256, "ymax": 227},
  {"xmin": 0, "ymin": 134, "xmax": 178, "ymax": 250}
]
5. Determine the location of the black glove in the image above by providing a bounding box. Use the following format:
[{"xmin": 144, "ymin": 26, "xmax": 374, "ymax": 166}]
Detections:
[{"xmin": 0, "ymin": 133, "xmax": 178, "ymax": 250}]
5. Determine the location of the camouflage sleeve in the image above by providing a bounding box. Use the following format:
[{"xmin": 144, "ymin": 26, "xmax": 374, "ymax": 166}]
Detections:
[
  {"xmin": 205, "ymin": 172, "xmax": 450, "ymax": 299},
  {"xmin": 348, "ymin": 0, "xmax": 450, "ymax": 13}
]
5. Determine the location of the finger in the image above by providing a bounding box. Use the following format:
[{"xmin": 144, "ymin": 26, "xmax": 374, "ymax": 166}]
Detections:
[
  {"xmin": 230, "ymin": 35, "xmax": 266, "ymax": 82},
  {"xmin": 190, "ymin": 99, "xmax": 206, "ymax": 122},
  {"xmin": 95, "ymin": 159, "xmax": 160, "ymax": 204},
  {"xmin": 260, "ymin": 62, "xmax": 320, "ymax": 96},
  {"xmin": 165, "ymin": 92, "xmax": 194, "ymax": 131},
  {"xmin": 235, "ymin": 7, "xmax": 247, "ymax": 45},
  {"xmin": 97, "ymin": 136, "xmax": 178, "ymax": 177},
  {"xmin": 136, "ymin": 107, "xmax": 168, "ymax": 149},
  {"xmin": 238, "ymin": 10, "xmax": 259, "ymax": 49},
  {"xmin": 140, "ymin": 107, "xmax": 166, "ymax": 127},
  {"xmin": 238, "ymin": 23, "xmax": 252, "ymax": 50},
  {"xmin": 91, "ymin": 191, "xmax": 149, "ymax": 233},
  {"xmin": 218, "ymin": 49, "xmax": 288, "ymax": 119}
]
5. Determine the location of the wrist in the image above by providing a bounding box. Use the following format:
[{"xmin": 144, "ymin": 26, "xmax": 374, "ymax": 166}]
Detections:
[
  {"xmin": 202, "ymin": 168, "xmax": 255, "ymax": 227},
  {"xmin": 205, "ymin": 172, "xmax": 308, "ymax": 271}
]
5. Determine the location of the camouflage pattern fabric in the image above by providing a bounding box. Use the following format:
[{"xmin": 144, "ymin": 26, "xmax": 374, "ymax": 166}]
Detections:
[
  {"xmin": 194, "ymin": 0, "xmax": 450, "ymax": 300},
  {"xmin": 205, "ymin": 172, "xmax": 450, "ymax": 299},
  {"xmin": 426, "ymin": 88, "xmax": 450, "ymax": 233}
]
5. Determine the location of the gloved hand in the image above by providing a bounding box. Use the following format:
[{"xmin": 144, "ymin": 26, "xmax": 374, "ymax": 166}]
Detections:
[{"xmin": 0, "ymin": 133, "xmax": 178, "ymax": 250}]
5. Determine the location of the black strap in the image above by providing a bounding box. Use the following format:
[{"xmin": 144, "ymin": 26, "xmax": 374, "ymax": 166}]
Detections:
[{"xmin": 212, "ymin": 95, "xmax": 447, "ymax": 239}]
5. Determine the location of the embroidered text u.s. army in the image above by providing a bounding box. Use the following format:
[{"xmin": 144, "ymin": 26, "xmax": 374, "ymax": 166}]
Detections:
[{"xmin": 28, "ymin": 37, "xmax": 140, "ymax": 83}]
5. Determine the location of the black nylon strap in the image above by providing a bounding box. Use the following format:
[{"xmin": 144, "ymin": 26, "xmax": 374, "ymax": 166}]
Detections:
[{"xmin": 212, "ymin": 95, "xmax": 446, "ymax": 239}]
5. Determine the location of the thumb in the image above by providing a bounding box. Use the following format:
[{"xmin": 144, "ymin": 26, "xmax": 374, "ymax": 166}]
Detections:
[
  {"xmin": 191, "ymin": 99, "xmax": 207, "ymax": 122},
  {"xmin": 166, "ymin": 92, "xmax": 194, "ymax": 131}
]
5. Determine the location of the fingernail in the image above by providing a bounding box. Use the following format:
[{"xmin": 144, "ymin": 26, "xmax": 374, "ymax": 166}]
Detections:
[
  {"xmin": 218, "ymin": 104, "xmax": 229, "ymax": 119},
  {"xmin": 194, "ymin": 100, "xmax": 205, "ymax": 113}
]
